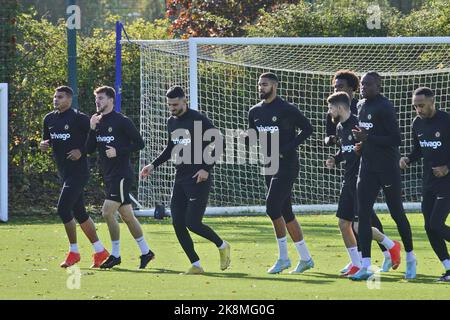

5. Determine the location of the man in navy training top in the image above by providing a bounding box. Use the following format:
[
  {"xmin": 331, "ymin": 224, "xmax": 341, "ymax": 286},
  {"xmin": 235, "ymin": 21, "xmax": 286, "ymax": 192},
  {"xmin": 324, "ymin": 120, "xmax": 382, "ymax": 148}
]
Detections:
[
  {"xmin": 350, "ymin": 72, "xmax": 416, "ymax": 281},
  {"xmin": 248, "ymin": 72, "xmax": 314, "ymax": 274},
  {"xmin": 324, "ymin": 70, "xmax": 391, "ymax": 275},
  {"xmin": 400, "ymin": 87, "xmax": 450, "ymax": 282},
  {"xmin": 325, "ymin": 91, "xmax": 401, "ymax": 277},
  {"xmin": 40, "ymin": 86, "xmax": 108, "ymax": 268},
  {"xmin": 140, "ymin": 86, "xmax": 230, "ymax": 275},
  {"xmin": 87, "ymin": 86, "xmax": 154, "ymax": 269}
]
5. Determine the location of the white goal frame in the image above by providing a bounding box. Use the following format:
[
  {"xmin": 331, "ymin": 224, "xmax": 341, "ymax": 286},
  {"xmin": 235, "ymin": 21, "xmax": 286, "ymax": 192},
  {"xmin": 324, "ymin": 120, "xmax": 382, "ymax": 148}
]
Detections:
[
  {"xmin": 0, "ymin": 83, "xmax": 8, "ymax": 222},
  {"xmin": 127, "ymin": 37, "xmax": 450, "ymax": 217}
]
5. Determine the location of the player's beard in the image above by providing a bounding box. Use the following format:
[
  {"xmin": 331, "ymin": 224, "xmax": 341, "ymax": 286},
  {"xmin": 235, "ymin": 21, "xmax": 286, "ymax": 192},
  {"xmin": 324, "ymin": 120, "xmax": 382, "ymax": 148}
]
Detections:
[
  {"xmin": 331, "ymin": 115, "xmax": 340, "ymax": 124},
  {"xmin": 96, "ymin": 103, "xmax": 107, "ymax": 114},
  {"xmin": 259, "ymin": 88, "xmax": 273, "ymax": 100},
  {"xmin": 171, "ymin": 108, "xmax": 183, "ymax": 117},
  {"xmin": 54, "ymin": 102, "xmax": 67, "ymax": 112}
]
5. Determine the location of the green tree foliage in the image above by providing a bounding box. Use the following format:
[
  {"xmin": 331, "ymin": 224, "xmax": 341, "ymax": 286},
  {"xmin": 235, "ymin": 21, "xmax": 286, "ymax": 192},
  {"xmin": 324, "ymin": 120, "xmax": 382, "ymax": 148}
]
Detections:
[
  {"xmin": 389, "ymin": 0, "xmax": 450, "ymax": 36},
  {"xmin": 19, "ymin": 0, "xmax": 166, "ymax": 34},
  {"xmin": 245, "ymin": 0, "xmax": 449, "ymax": 37},
  {"xmin": 0, "ymin": 0, "xmax": 18, "ymax": 83}
]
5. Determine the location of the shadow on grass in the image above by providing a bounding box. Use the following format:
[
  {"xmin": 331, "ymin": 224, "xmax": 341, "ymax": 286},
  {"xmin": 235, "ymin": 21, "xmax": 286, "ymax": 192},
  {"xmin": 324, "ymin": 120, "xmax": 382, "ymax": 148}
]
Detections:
[
  {"xmin": 376, "ymin": 273, "xmax": 443, "ymax": 285},
  {"xmin": 91, "ymin": 267, "xmax": 335, "ymax": 284}
]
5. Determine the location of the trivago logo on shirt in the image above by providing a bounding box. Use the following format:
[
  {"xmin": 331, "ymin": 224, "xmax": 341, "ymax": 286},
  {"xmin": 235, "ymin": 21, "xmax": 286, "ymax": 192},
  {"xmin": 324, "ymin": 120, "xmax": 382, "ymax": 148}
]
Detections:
[
  {"xmin": 358, "ymin": 121, "xmax": 374, "ymax": 130},
  {"xmin": 50, "ymin": 132, "xmax": 71, "ymax": 141},
  {"xmin": 256, "ymin": 125, "xmax": 279, "ymax": 133},
  {"xmin": 341, "ymin": 144, "xmax": 356, "ymax": 153},
  {"xmin": 96, "ymin": 135, "xmax": 115, "ymax": 144},
  {"xmin": 419, "ymin": 140, "xmax": 442, "ymax": 149},
  {"xmin": 172, "ymin": 137, "xmax": 191, "ymax": 146}
]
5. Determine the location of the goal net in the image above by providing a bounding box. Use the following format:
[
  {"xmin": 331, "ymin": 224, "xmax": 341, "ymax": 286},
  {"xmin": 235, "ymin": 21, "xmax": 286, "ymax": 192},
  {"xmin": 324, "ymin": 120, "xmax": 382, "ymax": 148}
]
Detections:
[{"xmin": 126, "ymin": 37, "xmax": 450, "ymax": 215}]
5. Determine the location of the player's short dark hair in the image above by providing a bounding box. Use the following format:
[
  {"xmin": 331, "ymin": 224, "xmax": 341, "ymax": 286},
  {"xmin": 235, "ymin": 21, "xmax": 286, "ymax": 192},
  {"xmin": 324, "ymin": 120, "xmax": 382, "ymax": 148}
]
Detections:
[
  {"xmin": 327, "ymin": 91, "xmax": 351, "ymax": 109},
  {"xmin": 166, "ymin": 86, "xmax": 186, "ymax": 99},
  {"xmin": 259, "ymin": 72, "xmax": 279, "ymax": 83},
  {"xmin": 94, "ymin": 86, "xmax": 116, "ymax": 103},
  {"xmin": 55, "ymin": 86, "xmax": 73, "ymax": 97},
  {"xmin": 413, "ymin": 87, "xmax": 434, "ymax": 98},
  {"xmin": 363, "ymin": 71, "xmax": 382, "ymax": 86},
  {"xmin": 332, "ymin": 70, "xmax": 360, "ymax": 91}
]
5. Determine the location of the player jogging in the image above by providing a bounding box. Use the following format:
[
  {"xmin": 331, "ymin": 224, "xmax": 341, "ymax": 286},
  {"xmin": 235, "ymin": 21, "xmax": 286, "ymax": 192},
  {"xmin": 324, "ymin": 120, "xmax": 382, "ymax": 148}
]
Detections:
[
  {"xmin": 140, "ymin": 86, "xmax": 230, "ymax": 275},
  {"xmin": 325, "ymin": 91, "xmax": 401, "ymax": 277},
  {"xmin": 87, "ymin": 86, "xmax": 154, "ymax": 269},
  {"xmin": 248, "ymin": 72, "xmax": 314, "ymax": 274},
  {"xmin": 400, "ymin": 87, "xmax": 450, "ymax": 282},
  {"xmin": 40, "ymin": 86, "xmax": 108, "ymax": 268},
  {"xmin": 350, "ymin": 72, "xmax": 416, "ymax": 280}
]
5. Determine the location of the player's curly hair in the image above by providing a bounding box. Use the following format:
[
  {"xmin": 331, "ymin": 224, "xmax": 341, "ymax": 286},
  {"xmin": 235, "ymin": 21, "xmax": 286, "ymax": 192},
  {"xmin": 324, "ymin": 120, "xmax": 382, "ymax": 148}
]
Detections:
[{"xmin": 332, "ymin": 70, "xmax": 360, "ymax": 92}]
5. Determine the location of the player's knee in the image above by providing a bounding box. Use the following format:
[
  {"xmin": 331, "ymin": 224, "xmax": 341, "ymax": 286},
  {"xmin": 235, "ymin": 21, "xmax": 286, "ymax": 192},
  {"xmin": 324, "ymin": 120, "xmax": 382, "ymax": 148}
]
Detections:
[
  {"xmin": 119, "ymin": 211, "xmax": 134, "ymax": 224},
  {"xmin": 266, "ymin": 203, "xmax": 282, "ymax": 221},
  {"xmin": 266, "ymin": 210, "xmax": 282, "ymax": 221},
  {"xmin": 74, "ymin": 211, "xmax": 89, "ymax": 224},
  {"xmin": 282, "ymin": 210, "xmax": 295, "ymax": 224},
  {"xmin": 57, "ymin": 209, "xmax": 74, "ymax": 224},
  {"xmin": 429, "ymin": 219, "xmax": 445, "ymax": 235},
  {"xmin": 186, "ymin": 220, "xmax": 202, "ymax": 233},
  {"xmin": 116, "ymin": 205, "xmax": 133, "ymax": 223},
  {"xmin": 102, "ymin": 208, "xmax": 115, "ymax": 220},
  {"xmin": 423, "ymin": 220, "xmax": 433, "ymax": 234},
  {"xmin": 171, "ymin": 215, "xmax": 185, "ymax": 228},
  {"xmin": 338, "ymin": 219, "xmax": 352, "ymax": 231}
]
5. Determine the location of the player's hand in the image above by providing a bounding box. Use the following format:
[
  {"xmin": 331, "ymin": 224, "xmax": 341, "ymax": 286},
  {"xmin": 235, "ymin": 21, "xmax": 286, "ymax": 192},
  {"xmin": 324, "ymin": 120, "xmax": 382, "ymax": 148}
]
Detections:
[
  {"xmin": 324, "ymin": 135, "xmax": 337, "ymax": 146},
  {"xmin": 39, "ymin": 140, "xmax": 50, "ymax": 152},
  {"xmin": 432, "ymin": 165, "xmax": 449, "ymax": 178},
  {"xmin": 105, "ymin": 145, "xmax": 117, "ymax": 158},
  {"xmin": 352, "ymin": 126, "xmax": 368, "ymax": 142},
  {"xmin": 354, "ymin": 142, "xmax": 363, "ymax": 155},
  {"xmin": 66, "ymin": 149, "xmax": 82, "ymax": 161},
  {"xmin": 193, "ymin": 169, "xmax": 209, "ymax": 183},
  {"xmin": 399, "ymin": 157, "xmax": 410, "ymax": 170},
  {"xmin": 325, "ymin": 156, "xmax": 335, "ymax": 169},
  {"xmin": 90, "ymin": 114, "xmax": 102, "ymax": 130},
  {"xmin": 140, "ymin": 164, "xmax": 154, "ymax": 179}
]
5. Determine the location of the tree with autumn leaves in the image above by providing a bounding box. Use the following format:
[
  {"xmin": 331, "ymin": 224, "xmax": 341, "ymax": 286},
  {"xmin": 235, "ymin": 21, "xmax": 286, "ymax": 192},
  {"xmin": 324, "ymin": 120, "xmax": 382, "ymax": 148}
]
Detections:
[
  {"xmin": 166, "ymin": 0, "xmax": 298, "ymax": 37},
  {"xmin": 165, "ymin": 0, "xmax": 447, "ymax": 38}
]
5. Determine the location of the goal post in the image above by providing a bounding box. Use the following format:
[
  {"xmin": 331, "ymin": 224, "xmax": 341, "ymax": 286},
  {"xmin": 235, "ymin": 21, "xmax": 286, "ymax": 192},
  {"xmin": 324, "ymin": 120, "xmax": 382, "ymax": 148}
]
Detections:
[
  {"xmin": 123, "ymin": 37, "xmax": 450, "ymax": 217},
  {"xmin": 0, "ymin": 83, "xmax": 8, "ymax": 222}
]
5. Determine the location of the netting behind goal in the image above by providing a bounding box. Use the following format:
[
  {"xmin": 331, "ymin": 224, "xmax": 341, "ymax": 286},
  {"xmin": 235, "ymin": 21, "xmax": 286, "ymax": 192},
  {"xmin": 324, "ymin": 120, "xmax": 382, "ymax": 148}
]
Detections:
[{"xmin": 130, "ymin": 38, "xmax": 450, "ymax": 214}]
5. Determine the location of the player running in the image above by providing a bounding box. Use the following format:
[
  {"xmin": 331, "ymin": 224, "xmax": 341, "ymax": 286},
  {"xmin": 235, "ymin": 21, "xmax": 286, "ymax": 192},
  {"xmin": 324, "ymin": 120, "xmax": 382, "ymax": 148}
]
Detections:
[
  {"xmin": 324, "ymin": 70, "xmax": 391, "ymax": 275},
  {"xmin": 140, "ymin": 86, "xmax": 230, "ymax": 275},
  {"xmin": 248, "ymin": 72, "xmax": 314, "ymax": 274},
  {"xmin": 87, "ymin": 86, "xmax": 154, "ymax": 269},
  {"xmin": 40, "ymin": 86, "xmax": 108, "ymax": 268},
  {"xmin": 325, "ymin": 91, "xmax": 401, "ymax": 277},
  {"xmin": 400, "ymin": 87, "xmax": 450, "ymax": 282},
  {"xmin": 350, "ymin": 72, "xmax": 416, "ymax": 280}
]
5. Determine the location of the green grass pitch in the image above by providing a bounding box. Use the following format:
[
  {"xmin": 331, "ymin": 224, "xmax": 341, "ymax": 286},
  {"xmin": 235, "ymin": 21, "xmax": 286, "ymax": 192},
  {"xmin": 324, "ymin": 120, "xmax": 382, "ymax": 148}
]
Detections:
[{"xmin": 0, "ymin": 213, "xmax": 449, "ymax": 300}]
